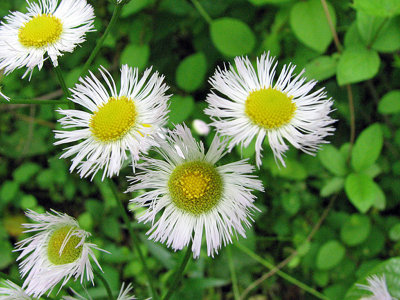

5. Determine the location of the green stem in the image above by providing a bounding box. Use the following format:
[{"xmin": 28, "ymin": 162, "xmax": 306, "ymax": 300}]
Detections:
[
  {"xmin": 163, "ymin": 241, "xmax": 193, "ymax": 300},
  {"xmin": 94, "ymin": 269, "xmax": 114, "ymax": 300},
  {"xmin": 80, "ymin": 4, "xmax": 123, "ymax": 76},
  {"xmin": 108, "ymin": 179, "xmax": 159, "ymax": 300},
  {"xmin": 54, "ymin": 66, "xmax": 70, "ymax": 98},
  {"xmin": 190, "ymin": 0, "xmax": 212, "ymax": 24},
  {"xmin": 235, "ymin": 243, "xmax": 328, "ymax": 300},
  {"xmin": 1, "ymin": 99, "xmax": 69, "ymax": 105},
  {"xmin": 227, "ymin": 246, "xmax": 240, "ymax": 300}
]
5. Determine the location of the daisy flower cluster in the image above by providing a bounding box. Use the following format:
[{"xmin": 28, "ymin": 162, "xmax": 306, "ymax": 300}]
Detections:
[{"xmin": 0, "ymin": 0, "xmax": 336, "ymax": 297}]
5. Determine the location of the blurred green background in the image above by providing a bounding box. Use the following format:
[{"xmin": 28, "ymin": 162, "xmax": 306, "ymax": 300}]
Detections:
[{"xmin": 1, "ymin": 0, "xmax": 400, "ymax": 299}]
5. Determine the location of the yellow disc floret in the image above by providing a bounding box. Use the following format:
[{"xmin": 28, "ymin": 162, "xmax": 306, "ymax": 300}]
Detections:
[
  {"xmin": 168, "ymin": 161, "xmax": 223, "ymax": 215},
  {"xmin": 245, "ymin": 87, "xmax": 296, "ymax": 129},
  {"xmin": 47, "ymin": 226, "xmax": 83, "ymax": 265},
  {"xmin": 90, "ymin": 96, "xmax": 137, "ymax": 142},
  {"xmin": 18, "ymin": 14, "xmax": 63, "ymax": 48}
]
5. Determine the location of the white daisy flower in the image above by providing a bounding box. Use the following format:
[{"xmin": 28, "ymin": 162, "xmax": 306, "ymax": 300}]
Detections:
[
  {"xmin": 63, "ymin": 282, "xmax": 135, "ymax": 300},
  {"xmin": 357, "ymin": 275, "xmax": 396, "ymax": 300},
  {"xmin": 204, "ymin": 52, "xmax": 335, "ymax": 167},
  {"xmin": 54, "ymin": 64, "xmax": 170, "ymax": 179},
  {"xmin": 127, "ymin": 124, "xmax": 263, "ymax": 258},
  {"xmin": 0, "ymin": 0, "xmax": 95, "ymax": 79},
  {"xmin": 0, "ymin": 280, "xmax": 31, "ymax": 300},
  {"xmin": 14, "ymin": 210, "xmax": 106, "ymax": 298}
]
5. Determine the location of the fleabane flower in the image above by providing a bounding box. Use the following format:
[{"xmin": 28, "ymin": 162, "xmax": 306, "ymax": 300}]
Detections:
[
  {"xmin": 0, "ymin": 89, "xmax": 9, "ymax": 101},
  {"xmin": 0, "ymin": 0, "xmax": 95, "ymax": 79},
  {"xmin": 0, "ymin": 280, "xmax": 31, "ymax": 300},
  {"xmin": 14, "ymin": 210, "xmax": 106, "ymax": 298},
  {"xmin": 55, "ymin": 65, "xmax": 170, "ymax": 179},
  {"xmin": 127, "ymin": 124, "xmax": 263, "ymax": 258},
  {"xmin": 205, "ymin": 52, "xmax": 335, "ymax": 167},
  {"xmin": 357, "ymin": 275, "xmax": 396, "ymax": 300},
  {"xmin": 63, "ymin": 282, "xmax": 135, "ymax": 300}
]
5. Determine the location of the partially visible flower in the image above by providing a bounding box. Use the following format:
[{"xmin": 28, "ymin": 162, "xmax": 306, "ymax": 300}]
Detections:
[
  {"xmin": 0, "ymin": 89, "xmax": 9, "ymax": 101},
  {"xmin": 0, "ymin": 0, "xmax": 95, "ymax": 79},
  {"xmin": 63, "ymin": 282, "xmax": 135, "ymax": 300},
  {"xmin": 357, "ymin": 275, "xmax": 396, "ymax": 300},
  {"xmin": 55, "ymin": 65, "xmax": 170, "ymax": 180},
  {"xmin": 0, "ymin": 280, "xmax": 31, "ymax": 300},
  {"xmin": 192, "ymin": 119, "xmax": 210, "ymax": 136},
  {"xmin": 205, "ymin": 52, "xmax": 335, "ymax": 167},
  {"xmin": 14, "ymin": 210, "xmax": 106, "ymax": 298},
  {"xmin": 128, "ymin": 124, "xmax": 263, "ymax": 258}
]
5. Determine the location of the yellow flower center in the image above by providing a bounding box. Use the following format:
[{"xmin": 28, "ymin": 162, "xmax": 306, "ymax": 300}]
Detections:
[
  {"xmin": 47, "ymin": 226, "xmax": 83, "ymax": 265},
  {"xmin": 18, "ymin": 14, "xmax": 63, "ymax": 48},
  {"xmin": 90, "ymin": 96, "xmax": 137, "ymax": 142},
  {"xmin": 245, "ymin": 87, "xmax": 297, "ymax": 129},
  {"xmin": 168, "ymin": 161, "xmax": 223, "ymax": 215}
]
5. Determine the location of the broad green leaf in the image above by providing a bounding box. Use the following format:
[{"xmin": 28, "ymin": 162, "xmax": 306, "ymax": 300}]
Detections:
[
  {"xmin": 340, "ymin": 214, "xmax": 371, "ymax": 246},
  {"xmin": 378, "ymin": 90, "xmax": 400, "ymax": 114},
  {"xmin": 290, "ymin": 0, "xmax": 336, "ymax": 53},
  {"xmin": 120, "ymin": 44, "xmax": 150, "ymax": 71},
  {"xmin": 345, "ymin": 257, "xmax": 400, "ymax": 299},
  {"xmin": 176, "ymin": 52, "xmax": 207, "ymax": 92},
  {"xmin": 372, "ymin": 182, "xmax": 386, "ymax": 210},
  {"xmin": 266, "ymin": 158, "xmax": 307, "ymax": 180},
  {"xmin": 210, "ymin": 18, "xmax": 255, "ymax": 57},
  {"xmin": 20, "ymin": 195, "xmax": 37, "ymax": 210},
  {"xmin": 13, "ymin": 162, "xmax": 40, "ymax": 184},
  {"xmin": 168, "ymin": 96, "xmax": 195, "ymax": 125},
  {"xmin": 389, "ymin": 223, "xmax": 400, "ymax": 241},
  {"xmin": 337, "ymin": 45, "xmax": 380, "ymax": 85},
  {"xmin": 316, "ymin": 240, "xmax": 345, "ymax": 270},
  {"xmin": 304, "ymin": 55, "xmax": 337, "ymax": 81},
  {"xmin": 351, "ymin": 124, "xmax": 383, "ymax": 172},
  {"xmin": 121, "ymin": 0, "xmax": 151, "ymax": 17},
  {"xmin": 320, "ymin": 177, "xmax": 345, "ymax": 197},
  {"xmin": 319, "ymin": 144, "xmax": 347, "ymax": 176},
  {"xmin": 357, "ymin": 12, "xmax": 400, "ymax": 52},
  {"xmin": 0, "ymin": 181, "xmax": 19, "ymax": 204},
  {"xmin": 345, "ymin": 173, "xmax": 376, "ymax": 213},
  {"xmin": 344, "ymin": 22, "xmax": 365, "ymax": 48},
  {"xmin": 353, "ymin": 0, "xmax": 400, "ymax": 17}
]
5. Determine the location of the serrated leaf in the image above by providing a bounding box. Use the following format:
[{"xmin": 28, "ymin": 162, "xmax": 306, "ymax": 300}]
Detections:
[
  {"xmin": 337, "ymin": 45, "xmax": 380, "ymax": 85},
  {"xmin": 378, "ymin": 90, "xmax": 400, "ymax": 114},
  {"xmin": 290, "ymin": 0, "xmax": 336, "ymax": 53},
  {"xmin": 351, "ymin": 124, "xmax": 383, "ymax": 171},
  {"xmin": 316, "ymin": 240, "xmax": 345, "ymax": 270},
  {"xmin": 176, "ymin": 52, "xmax": 207, "ymax": 92},
  {"xmin": 210, "ymin": 18, "xmax": 255, "ymax": 57},
  {"xmin": 319, "ymin": 144, "xmax": 348, "ymax": 176},
  {"xmin": 345, "ymin": 173, "xmax": 376, "ymax": 213}
]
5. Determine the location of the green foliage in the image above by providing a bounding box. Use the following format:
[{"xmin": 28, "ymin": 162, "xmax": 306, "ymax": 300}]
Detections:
[
  {"xmin": 316, "ymin": 240, "xmax": 345, "ymax": 270},
  {"xmin": 378, "ymin": 90, "xmax": 400, "ymax": 114},
  {"xmin": 176, "ymin": 53, "xmax": 207, "ymax": 92}
]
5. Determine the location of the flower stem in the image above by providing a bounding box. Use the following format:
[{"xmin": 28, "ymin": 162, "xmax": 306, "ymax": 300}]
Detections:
[
  {"xmin": 108, "ymin": 179, "xmax": 159, "ymax": 300},
  {"xmin": 54, "ymin": 66, "xmax": 70, "ymax": 99},
  {"xmin": 93, "ymin": 269, "xmax": 114, "ymax": 300},
  {"xmin": 190, "ymin": 0, "xmax": 212, "ymax": 24},
  {"xmin": 235, "ymin": 243, "xmax": 329, "ymax": 300},
  {"xmin": 80, "ymin": 4, "xmax": 123, "ymax": 76},
  {"xmin": 0, "ymin": 99, "xmax": 69, "ymax": 105},
  {"xmin": 227, "ymin": 246, "xmax": 240, "ymax": 300},
  {"xmin": 163, "ymin": 241, "xmax": 192, "ymax": 300}
]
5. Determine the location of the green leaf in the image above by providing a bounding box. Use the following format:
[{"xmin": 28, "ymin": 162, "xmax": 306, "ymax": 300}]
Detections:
[
  {"xmin": 304, "ymin": 55, "xmax": 337, "ymax": 81},
  {"xmin": 389, "ymin": 223, "xmax": 400, "ymax": 241},
  {"xmin": 210, "ymin": 18, "xmax": 256, "ymax": 57},
  {"xmin": 345, "ymin": 257, "xmax": 400, "ymax": 299},
  {"xmin": 121, "ymin": 0, "xmax": 151, "ymax": 17},
  {"xmin": 378, "ymin": 90, "xmax": 400, "ymax": 114},
  {"xmin": 0, "ymin": 181, "xmax": 19, "ymax": 204},
  {"xmin": 357, "ymin": 12, "xmax": 400, "ymax": 52},
  {"xmin": 340, "ymin": 214, "xmax": 371, "ymax": 246},
  {"xmin": 320, "ymin": 177, "xmax": 345, "ymax": 197},
  {"xmin": 249, "ymin": 0, "xmax": 293, "ymax": 5},
  {"xmin": 168, "ymin": 95, "xmax": 195, "ymax": 125},
  {"xmin": 0, "ymin": 240, "xmax": 13, "ymax": 269},
  {"xmin": 371, "ymin": 182, "xmax": 386, "ymax": 210},
  {"xmin": 176, "ymin": 52, "xmax": 207, "ymax": 92},
  {"xmin": 319, "ymin": 145, "xmax": 348, "ymax": 176},
  {"xmin": 120, "ymin": 44, "xmax": 150, "ymax": 71},
  {"xmin": 316, "ymin": 240, "xmax": 345, "ymax": 270},
  {"xmin": 266, "ymin": 158, "xmax": 308, "ymax": 180},
  {"xmin": 13, "ymin": 162, "xmax": 40, "ymax": 184},
  {"xmin": 290, "ymin": 0, "xmax": 336, "ymax": 53},
  {"xmin": 353, "ymin": 0, "xmax": 400, "ymax": 17},
  {"xmin": 337, "ymin": 45, "xmax": 380, "ymax": 85},
  {"xmin": 351, "ymin": 124, "xmax": 383, "ymax": 172},
  {"xmin": 345, "ymin": 173, "xmax": 376, "ymax": 213}
]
